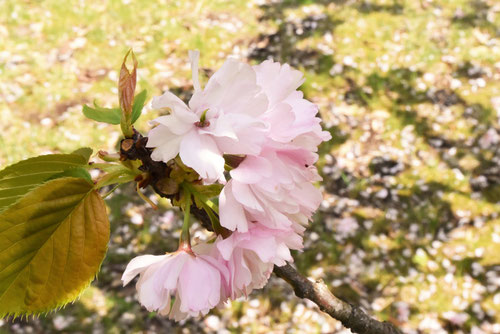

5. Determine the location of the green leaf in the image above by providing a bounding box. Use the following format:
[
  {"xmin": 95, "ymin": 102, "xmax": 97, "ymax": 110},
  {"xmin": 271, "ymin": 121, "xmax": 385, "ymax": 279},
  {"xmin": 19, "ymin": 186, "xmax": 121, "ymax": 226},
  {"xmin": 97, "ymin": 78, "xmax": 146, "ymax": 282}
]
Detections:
[
  {"xmin": 131, "ymin": 89, "xmax": 147, "ymax": 124},
  {"xmin": 71, "ymin": 147, "xmax": 93, "ymax": 162},
  {"xmin": 0, "ymin": 177, "xmax": 110, "ymax": 317},
  {"xmin": 49, "ymin": 167, "xmax": 92, "ymax": 183},
  {"xmin": 82, "ymin": 103, "xmax": 121, "ymax": 125},
  {"xmin": 83, "ymin": 90, "xmax": 146, "ymax": 126},
  {"xmin": 188, "ymin": 183, "xmax": 220, "ymax": 215},
  {"xmin": 0, "ymin": 153, "xmax": 91, "ymax": 212}
]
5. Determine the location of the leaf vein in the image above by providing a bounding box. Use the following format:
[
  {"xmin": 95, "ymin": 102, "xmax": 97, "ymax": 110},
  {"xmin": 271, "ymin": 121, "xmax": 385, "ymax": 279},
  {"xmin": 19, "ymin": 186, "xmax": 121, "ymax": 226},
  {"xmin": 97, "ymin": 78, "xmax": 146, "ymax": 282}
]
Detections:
[{"xmin": 0, "ymin": 181, "xmax": 93, "ymax": 306}]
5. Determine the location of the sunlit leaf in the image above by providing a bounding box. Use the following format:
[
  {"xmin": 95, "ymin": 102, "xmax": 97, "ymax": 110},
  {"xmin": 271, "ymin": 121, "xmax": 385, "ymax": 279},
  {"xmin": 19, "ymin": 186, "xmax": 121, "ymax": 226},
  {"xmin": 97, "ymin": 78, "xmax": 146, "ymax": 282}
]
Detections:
[
  {"xmin": 71, "ymin": 147, "xmax": 93, "ymax": 161},
  {"xmin": 0, "ymin": 177, "xmax": 109, "ymax": 317},
  {"xmin": 0, "ymin": 153, "xmax": 91, "ymax": 212},
  {"xmin": 49, "ymin": 167, "xmax": 92, "ymax": 183}
]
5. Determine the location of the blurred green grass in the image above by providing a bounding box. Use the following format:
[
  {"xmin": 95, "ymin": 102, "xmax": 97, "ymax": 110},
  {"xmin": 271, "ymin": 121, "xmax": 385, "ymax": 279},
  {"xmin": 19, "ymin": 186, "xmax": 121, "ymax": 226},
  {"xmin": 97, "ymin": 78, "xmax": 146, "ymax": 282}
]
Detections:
[{"xmin": 1, "ymin": 0, "xmax": 500, "ymax": 333}]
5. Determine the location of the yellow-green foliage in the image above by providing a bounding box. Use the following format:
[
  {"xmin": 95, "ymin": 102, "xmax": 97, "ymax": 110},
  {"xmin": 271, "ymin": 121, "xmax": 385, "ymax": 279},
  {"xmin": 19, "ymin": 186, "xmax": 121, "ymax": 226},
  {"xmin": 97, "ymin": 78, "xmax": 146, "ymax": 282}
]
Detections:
[{"xmin": 0, "ymin": 177, "xmax": 109, "ymax": 317}]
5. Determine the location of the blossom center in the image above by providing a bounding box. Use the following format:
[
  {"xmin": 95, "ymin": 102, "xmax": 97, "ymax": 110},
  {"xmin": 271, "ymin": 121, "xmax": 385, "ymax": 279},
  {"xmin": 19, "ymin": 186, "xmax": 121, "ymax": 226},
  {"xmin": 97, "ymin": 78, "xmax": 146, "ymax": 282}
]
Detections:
[{"xmin": 195, "ymin": 108, "xmax": 210, "ymax": 128}]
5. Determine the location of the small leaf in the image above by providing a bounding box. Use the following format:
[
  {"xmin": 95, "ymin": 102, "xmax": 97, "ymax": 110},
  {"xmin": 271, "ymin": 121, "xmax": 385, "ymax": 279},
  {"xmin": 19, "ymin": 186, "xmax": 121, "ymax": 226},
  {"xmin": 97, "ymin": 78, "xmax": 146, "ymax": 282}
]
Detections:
[
  {"xmin": 82, "ymin": 104, "xmax": 121, "ymax": 125},
  {"xmin": 131, "ymin": 89, "xmax": 147, "ymax": 124},
  {"xmin": 0, "ymin": 177, "xmax": 110, "ymax": 317},
  {"xmin": 71, "ymin": 147, "xmax": 93, "ymax": 162},
  {"xmin": 0, "ymin": 153, "xmax": 91, "ymax": 212}
]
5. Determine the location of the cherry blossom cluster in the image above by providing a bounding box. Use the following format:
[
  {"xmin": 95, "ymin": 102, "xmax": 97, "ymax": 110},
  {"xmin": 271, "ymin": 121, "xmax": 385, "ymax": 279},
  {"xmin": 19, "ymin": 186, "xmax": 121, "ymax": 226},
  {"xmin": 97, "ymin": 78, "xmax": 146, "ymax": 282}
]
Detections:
[{"xmin": 122, "ymin": 51, "xmax": 331, "ymax": 320}]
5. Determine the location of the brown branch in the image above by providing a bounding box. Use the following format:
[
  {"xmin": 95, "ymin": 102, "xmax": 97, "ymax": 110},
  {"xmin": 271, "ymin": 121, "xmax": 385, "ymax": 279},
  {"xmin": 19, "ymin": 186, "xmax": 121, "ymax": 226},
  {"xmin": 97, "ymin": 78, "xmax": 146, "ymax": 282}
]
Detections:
[{"xmin": 273, "ymin": 264, "xmax": 403, "ymax": 334}]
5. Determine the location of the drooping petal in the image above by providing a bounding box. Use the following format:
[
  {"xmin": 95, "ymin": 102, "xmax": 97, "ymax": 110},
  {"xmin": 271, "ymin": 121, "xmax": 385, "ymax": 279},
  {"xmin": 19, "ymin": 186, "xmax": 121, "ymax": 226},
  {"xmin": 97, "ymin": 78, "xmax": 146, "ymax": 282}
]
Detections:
[
  {"xmin": 154, "ymin": 252, "xmax": 190, "ymax": 290},
  {"xmin": 122, "ymin": 249, "xmax": 228, "ymax": 320},
  {"xmin": 149, "ymin": 128, "xmax": 183, "ymax": 163},
  {"xmin": 216, "ymin": 235, "xmax": 239, "ymax": 261},
  {"xmin": 122, "ymin": 254, "xmax": 167, "ymax": 286},
  {"xmin": 169, "ymin": 292, "xmax": 188, "ymax": 321},
  {"xmin": 231, "ymin": 181, "xmax": 263, "ymax": 212},
  {"xmin": 158, "ymin": 293, "xmax": 172, "ymax": 316},
  {"xmin": 179, "ymin": 130, "xmax": 225, "ymax": 183},
  {"xmin": 135, "ymin": 261, "xmax": 171, "ymax": 312},
  {"xmin": 178, "ymin": 257, "xmax": 221, "ymax": 313},
  {"xmin": 220, "ymin": 180, "xmax": 249, "ymax": 232},
  {"xmin": 146, "ymin": 125, "xmax": 176, "ymax": 147}
]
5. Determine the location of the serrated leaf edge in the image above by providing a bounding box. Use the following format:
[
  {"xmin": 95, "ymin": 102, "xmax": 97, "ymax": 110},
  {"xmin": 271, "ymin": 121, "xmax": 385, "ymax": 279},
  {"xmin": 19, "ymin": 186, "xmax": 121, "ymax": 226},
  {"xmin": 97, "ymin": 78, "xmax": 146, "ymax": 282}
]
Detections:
[{"xmin": 0, "ymin": 180, "xmax": 109, "ymax": 318}]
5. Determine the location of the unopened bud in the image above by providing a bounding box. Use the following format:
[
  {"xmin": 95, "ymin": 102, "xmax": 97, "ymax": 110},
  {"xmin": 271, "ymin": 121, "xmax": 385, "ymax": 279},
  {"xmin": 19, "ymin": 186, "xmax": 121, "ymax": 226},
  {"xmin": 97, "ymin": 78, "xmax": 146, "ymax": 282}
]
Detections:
[
  {"xmin": 119, "ymin": 49, "xmax": 138, "ymax": 138},
  {"xmin": 155, "ymin": 177, "xmax": 179, "ymax": 196}
]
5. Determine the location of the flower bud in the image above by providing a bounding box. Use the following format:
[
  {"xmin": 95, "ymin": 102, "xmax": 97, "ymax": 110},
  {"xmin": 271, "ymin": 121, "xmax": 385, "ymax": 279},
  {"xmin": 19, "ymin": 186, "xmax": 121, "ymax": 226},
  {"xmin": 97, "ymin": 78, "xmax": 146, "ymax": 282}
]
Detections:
[{"xmin": 118, "ymin": 50, "xmax": 138, "ymax": 137}]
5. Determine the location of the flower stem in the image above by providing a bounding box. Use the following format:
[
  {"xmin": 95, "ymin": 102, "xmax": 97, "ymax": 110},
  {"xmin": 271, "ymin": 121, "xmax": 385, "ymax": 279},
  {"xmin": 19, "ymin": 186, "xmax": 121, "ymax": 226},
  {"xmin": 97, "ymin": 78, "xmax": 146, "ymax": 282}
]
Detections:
[
  {"xmin": 180, "ymin": 184, "xmax": 192, "ymax": 249},
  {"xmin": 136, "ymin": 183, "xmax": 158, "ymax": 210},
  {"xmin": 102, "ymin": 184, "xmax": 121, "ymax": 199},
  {"xmin": 183, "ymin": 182, "xmax": 230, "ymax": 238},
  {"xmin": 184, "ymin": 183, "xmax": 219, "ymax": 214}
]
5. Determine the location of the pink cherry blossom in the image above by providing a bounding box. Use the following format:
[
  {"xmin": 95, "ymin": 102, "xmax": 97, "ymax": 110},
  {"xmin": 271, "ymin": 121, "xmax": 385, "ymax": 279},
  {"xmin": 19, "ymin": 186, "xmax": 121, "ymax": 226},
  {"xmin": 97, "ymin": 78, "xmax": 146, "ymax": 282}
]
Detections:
[
  {"xmin": 215, "ymin": 223, "xmax": 303, "ymax": 298},
  {"xmin": 147, "ymin": 53, "xmax": 330, "ymax": 184},
  {"xmin": 220, "ymin": 147, "xmax": 324, "ymax": 233},
  {"xmin": 122, "ymin": 248, "xmax": 229, "ymax": 320},
  {"xmin": 218, "ymin": 247, "xmax": 273, "ymax": 299},
  {"xmin": 215, "ymin": 59, "xmax": 330, "ymax": 234},
  {"xmin": 135, "ymin": 52, "xmax": 332, "ymax": 320},
  {"xmin": 147, "ymin": 51, "xmax": 268, "ymax": 183}
]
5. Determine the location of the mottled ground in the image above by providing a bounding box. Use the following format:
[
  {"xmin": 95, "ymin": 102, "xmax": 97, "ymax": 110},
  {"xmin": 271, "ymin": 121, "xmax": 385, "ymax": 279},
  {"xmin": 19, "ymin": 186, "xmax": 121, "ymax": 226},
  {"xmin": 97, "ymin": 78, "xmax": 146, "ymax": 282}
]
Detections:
[{"xmin": 1, "ymin": 0, "xmax": 500, "ymax": 333}]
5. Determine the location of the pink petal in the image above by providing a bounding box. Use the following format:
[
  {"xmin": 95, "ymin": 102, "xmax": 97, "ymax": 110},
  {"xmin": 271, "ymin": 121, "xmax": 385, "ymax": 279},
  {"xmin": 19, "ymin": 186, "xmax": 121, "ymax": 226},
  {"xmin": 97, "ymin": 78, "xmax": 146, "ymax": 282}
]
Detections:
[
  {"xmin": 151, "ymin": 91, "xmax": 190, "ymax": 114},
  {"xmin": 254, "ymin": 60, "xmax": 304, "ymax": 107},
  {"xmin": 232, "ymin": 181, "xmax": 263, "ymax": 212},
  {"xmin": 220, "ymin": 181, "xmax": 249, "ymax": 232},
  {"xmin": 146, "ymin": 125, "xmax": 178, "ymax": 147},
  {"xmin": 149, "ymin": 130, "xmax": 183, "ymax": 163},
  {"xmin": 189, "ymin": 59, "xmax": 268, "ymax": 118},
  {"xmin": 230, "ymin": 156, "xmax": 272, "ymax": 184},
  {"xmin": 154, "ymin": 113, "xmax": 195, "ymax": 135},
  {"xmin": 122, "ymin": 254, "xmax": 166, "ymax": 286},
  {"xmin": 199, "ymin": 112, "xmax": 238, "ymax": 139},
  {"xmin": 136, "ymin": 265, "xmax": 170, "ymax": 312},
  {"xmin": 179, "ymin": 130, "xmax": 225, "ymax": 183},
  {"xmin": 155, "ymin": 252, "xmax": 190, "ymax": 291},
  {"xmin": 178, "ymin": 257, "xmax": 221, "ymax": 313}
]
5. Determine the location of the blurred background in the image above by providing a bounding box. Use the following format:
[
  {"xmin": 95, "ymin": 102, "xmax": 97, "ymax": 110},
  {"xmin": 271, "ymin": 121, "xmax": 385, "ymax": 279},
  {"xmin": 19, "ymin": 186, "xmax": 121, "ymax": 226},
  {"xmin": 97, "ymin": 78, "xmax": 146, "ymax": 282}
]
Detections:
[{"xmin": 1, "ymin": 0, "xmax": 500, "ymax": 333}]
